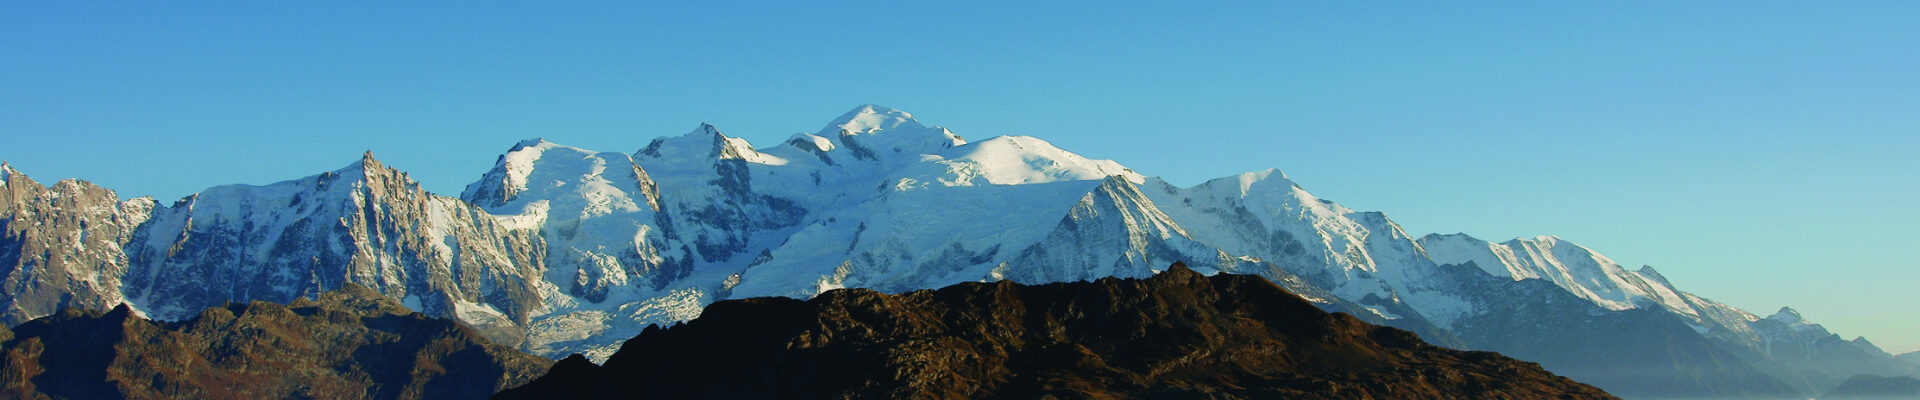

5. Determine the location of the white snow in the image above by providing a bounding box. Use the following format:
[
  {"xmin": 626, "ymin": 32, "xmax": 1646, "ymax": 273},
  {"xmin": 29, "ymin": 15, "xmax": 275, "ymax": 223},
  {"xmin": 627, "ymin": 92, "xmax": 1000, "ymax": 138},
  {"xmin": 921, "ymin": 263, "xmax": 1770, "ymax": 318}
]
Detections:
[
  {"xmin": 1419, "ymin": 233, "xmax": 1701, "ymax": 317},
  {"xmin": 916, "ymin": 135, "xmax": 1144, "ymax": 186}
]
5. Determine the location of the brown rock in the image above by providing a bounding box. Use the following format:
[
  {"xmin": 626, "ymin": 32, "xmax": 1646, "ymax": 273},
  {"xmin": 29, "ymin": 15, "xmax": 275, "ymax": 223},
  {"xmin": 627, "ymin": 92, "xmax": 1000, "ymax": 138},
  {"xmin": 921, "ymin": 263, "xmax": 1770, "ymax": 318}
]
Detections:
[
  {"xmin": 497, "ymin": 263, "xmax": 1616, "ymax": 399},
  {"xmin": 0, "ymin": 283, "xmax": 550, "ymax": 400}
]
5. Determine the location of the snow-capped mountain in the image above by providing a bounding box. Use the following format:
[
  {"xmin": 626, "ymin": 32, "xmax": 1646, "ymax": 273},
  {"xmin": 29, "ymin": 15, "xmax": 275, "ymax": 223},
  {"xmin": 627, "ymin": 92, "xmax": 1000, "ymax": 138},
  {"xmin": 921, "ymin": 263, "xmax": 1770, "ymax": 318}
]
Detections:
[
  {"xmin": 0, "ymin": 161, "xmax": 155, "ymax": 322},
  {"xmin": 0, "ymin": 105, "xmax": 1909, "ymax": 398},
  {"xmin": 123, "ymin": 153, "xmax": 547, "ymax": 346}
]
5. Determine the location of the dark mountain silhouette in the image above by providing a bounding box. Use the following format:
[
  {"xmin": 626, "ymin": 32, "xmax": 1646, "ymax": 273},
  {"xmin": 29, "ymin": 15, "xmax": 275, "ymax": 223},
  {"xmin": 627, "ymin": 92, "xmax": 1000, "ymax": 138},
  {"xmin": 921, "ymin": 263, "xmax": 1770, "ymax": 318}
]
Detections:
[
  {"xmin": 0, "ymin": 283, "xmax": 550, "ymax": 400},
  {"xmin": 496, "ymin": 263, "xmax": 1615, "ymax": 399}
]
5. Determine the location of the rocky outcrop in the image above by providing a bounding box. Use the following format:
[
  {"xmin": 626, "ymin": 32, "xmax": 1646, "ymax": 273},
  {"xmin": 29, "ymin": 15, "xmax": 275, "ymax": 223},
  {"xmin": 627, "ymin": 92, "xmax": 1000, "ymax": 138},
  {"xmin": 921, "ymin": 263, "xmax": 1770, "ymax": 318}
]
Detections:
[
  {"xmin": 0, "ymin": 283, "xmax": 550, "ymax": 400},
  {"xmin": 0, "ymin": 163, "xmax": 154, "ymax": 325},
  {"xmin": 495, "ymin": 264, "xmax": 1614, "ymax": 399}
]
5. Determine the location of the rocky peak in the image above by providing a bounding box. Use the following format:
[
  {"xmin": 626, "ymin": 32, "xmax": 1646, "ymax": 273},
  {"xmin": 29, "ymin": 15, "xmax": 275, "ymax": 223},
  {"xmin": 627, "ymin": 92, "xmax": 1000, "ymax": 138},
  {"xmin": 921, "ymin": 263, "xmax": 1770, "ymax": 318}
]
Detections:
[{"xmin": 1768, "ymin": 306, "xmax": 1804, "ymax": 324}]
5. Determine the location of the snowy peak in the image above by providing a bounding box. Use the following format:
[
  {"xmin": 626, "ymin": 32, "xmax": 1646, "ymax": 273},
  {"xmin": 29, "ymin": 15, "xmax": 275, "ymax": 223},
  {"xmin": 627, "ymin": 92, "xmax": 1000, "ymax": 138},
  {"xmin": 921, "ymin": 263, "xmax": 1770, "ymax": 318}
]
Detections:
[
  {"xmin": 692, "ymin": 122, "xmax": 721, "ymax": 137},
  {"xmin": 462, "ymin": 140, "xmax": 553, "ymax": 207},
  {"xmin": 1418, "ymin": 232, "xmax": 1701, "ymax": 315},
  {"xmin": 179, "ymin": 154, "xmax": 390, "ymax": 221},
  {"xmin": 464, "ymin": 139, "xmax": 661, "ymax": 214},
  {"xmin": 637, "ymin": 124, "xmax": 723, "ymax": 159},
  {"xmin": 922, "ymin": 135, "xmax": 1143, "ymax": 186},
  {"xmin": 1192, "ymin": 168, "xmax": 1301, "ymax": 199},
  {"xmin": 819, "ymin": 105, "xmax": 965, "ymax": 161},
  {"xmin": 819, "ymin": 104, "xmax": 930, "ymax": 136},
  {"xmin": 636, "ymin": 123, "xmax": 780, "ymax": 166},
  {"xmin": 1635, "ymin": 265, "xmax": 1674, "ymax": 286},
  {"xmin": 1417, "ymin": 233, "xmax": 1514, "ymax": 278},
  {"xmin": 1767, "ymin": 306, "xmax": 1804, "ymax": 324}
]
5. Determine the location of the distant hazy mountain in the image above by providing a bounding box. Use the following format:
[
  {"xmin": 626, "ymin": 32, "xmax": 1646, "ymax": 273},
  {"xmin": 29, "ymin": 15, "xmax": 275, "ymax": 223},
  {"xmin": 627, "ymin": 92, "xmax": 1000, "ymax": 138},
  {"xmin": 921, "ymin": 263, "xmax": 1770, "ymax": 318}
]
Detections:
[
  {"xmin": 2, "ymin": 105, "xmax": 1909, "ymax": 398},
  {"xmin": 0, "ymin": 283, "xmax": 549, "ymax": 399},
  {"xmin": 1820, "ymin": 375, "xmax": 1920, "ymax": 400}
]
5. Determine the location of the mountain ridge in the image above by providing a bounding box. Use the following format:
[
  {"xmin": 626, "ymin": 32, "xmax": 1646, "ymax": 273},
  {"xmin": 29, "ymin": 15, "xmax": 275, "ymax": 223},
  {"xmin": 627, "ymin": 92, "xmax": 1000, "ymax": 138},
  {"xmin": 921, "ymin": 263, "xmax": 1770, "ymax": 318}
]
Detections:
[
  {"xmin": 0, "ymin": 282, "xmax": 550, "ymax": 399},
  {"xmin": 494, "ymin": 263, "xmax": 1616, "ymax": 399}
]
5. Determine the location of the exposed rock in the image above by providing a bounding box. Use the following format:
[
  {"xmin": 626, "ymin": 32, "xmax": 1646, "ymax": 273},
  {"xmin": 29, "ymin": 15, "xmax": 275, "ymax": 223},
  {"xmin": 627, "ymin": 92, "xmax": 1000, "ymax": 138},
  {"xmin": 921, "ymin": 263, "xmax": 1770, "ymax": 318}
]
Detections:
[
  {"xmin": 0, "ymin": 283, "xmax": 550, "ymax": 400},
  {"xmin": 0, "ymin": 166, "xmax": 153, "ymax": 325},
  {"xmin": 496, "ymin": 263, "xmax": 1614, "ymax": 399},
  {"xmin": 121, "ymin": 154, "xmax": 546, "ymax": 348}
]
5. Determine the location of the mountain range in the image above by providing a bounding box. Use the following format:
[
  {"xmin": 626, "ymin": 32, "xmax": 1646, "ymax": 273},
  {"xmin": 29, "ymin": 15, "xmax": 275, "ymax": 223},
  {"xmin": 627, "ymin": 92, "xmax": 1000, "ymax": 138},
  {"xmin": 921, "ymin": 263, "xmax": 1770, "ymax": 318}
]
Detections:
[{"xmin": 2, "ymin": 104, "xmax": 1912, "ymax": 398}]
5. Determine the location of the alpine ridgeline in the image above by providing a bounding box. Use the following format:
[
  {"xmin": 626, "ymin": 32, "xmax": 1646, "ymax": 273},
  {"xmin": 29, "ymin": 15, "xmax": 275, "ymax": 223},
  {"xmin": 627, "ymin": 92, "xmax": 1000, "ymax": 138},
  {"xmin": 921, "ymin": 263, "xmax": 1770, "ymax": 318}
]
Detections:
[
  {"xmin": 0, "ymin": 283, "xmax": 551, "ymax": 399},
  {"xmin": 494, "ymin": 263, "xmax": 1616, "ymax": 399},
  {"xmin": 0, "ymin": 105, "xmax": 1909, "ymax": 398}
]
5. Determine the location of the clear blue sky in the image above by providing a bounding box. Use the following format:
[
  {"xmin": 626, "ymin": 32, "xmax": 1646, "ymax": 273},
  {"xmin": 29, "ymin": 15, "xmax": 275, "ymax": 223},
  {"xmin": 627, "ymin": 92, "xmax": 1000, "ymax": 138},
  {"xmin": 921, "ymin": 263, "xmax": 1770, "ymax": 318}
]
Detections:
[{"xmin": 4, "ymin": 2, "xmax": 1916, "ymax": 352}]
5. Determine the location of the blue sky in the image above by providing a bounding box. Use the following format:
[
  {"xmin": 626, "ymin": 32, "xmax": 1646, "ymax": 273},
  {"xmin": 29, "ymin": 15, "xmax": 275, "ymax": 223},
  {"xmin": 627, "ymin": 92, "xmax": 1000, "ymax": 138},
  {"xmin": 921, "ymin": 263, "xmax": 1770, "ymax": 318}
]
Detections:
[{"xmin": 4, "ymin": 2, "xmax": 1916, "ymax": 352}]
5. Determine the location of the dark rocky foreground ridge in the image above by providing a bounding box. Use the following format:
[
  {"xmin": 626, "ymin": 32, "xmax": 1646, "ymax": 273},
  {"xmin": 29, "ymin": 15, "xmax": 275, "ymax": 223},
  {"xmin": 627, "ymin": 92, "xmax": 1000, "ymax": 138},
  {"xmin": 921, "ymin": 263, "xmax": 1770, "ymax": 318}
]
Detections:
[
  {"xmin": 0, "ymin": 283, "xmax": 550, "ymax": 400},
  {"xmin": 496, "ymin": 263, "xmax": 1616, "ymax": 399}
]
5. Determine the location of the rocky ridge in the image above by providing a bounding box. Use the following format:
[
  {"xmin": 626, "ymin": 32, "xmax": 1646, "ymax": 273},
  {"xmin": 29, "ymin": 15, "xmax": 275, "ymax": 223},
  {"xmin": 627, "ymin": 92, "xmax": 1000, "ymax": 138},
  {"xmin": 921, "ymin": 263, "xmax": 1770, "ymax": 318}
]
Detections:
[
  {"xmin": 0, "ymin": 283, "xmax": 550, "ymax": 399},
  {"xmin": 495, "ymin": 263, "xmax": 1615, "ymax": 399}
]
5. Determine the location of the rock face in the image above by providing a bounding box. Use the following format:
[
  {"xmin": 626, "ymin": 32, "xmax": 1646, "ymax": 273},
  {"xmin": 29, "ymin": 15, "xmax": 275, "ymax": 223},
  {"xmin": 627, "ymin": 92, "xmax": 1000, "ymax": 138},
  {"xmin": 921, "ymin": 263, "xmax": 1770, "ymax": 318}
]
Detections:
[
  {"xmin": 1820, "ymin": 375, "xmax": 1920, "ymax": 400},
  {"xmin": 494, "ymin": 264, "xmax": 1615, "ymax": 400},
  {"xmin": 123, "ymin": 153, "xmax": 547, "ymax": 348},
  {"xmin": 0, "ymin": 283, "xmax": 550, "ymax": 400},
  {"xmin": 0, "ymin": 162, "xmax": 154, "ymax": 325}
]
